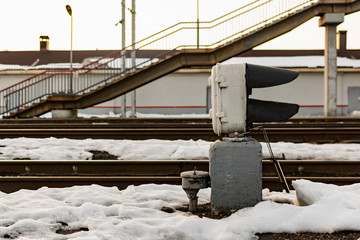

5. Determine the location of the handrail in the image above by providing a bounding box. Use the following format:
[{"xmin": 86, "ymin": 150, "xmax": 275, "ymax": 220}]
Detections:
[
  {"xmin": 0, "ymin": 0, "xmax": 319, "ymax": 116},
  {"xmin": 122, "ymin": 0, "xmax": 262, "ymax": 50}
]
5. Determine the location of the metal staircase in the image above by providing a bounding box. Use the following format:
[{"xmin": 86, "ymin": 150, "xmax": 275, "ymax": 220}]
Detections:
[{"xmin": 1, "ymin": 0, "xmax": 359, "ymax": 118}]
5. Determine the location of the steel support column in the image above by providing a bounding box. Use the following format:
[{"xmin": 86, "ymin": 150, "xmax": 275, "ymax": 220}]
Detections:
[
  {"xmin": 120, "ymin": 0, "xmax": 126, "ymax": 117},
  {"xmin": 130, "ymin": 0, "xmax": 136, "ymax": 118},
  {"xmin": 319, "ymin": 13, "xmax": 344, "ymax": 116}
]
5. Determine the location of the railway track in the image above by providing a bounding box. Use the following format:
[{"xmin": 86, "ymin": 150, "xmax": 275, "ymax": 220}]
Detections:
[
  {"xmin": 0, "ymin": 159, "xmax": 358, "ymax": 193},
  {"xmin": 0, "ymin": 116, "xmax": 359, "ymax": 142}
]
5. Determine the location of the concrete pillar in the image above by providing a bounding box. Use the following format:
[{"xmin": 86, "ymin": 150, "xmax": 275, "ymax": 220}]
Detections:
[
  {"xmin": 120, "ymin": 96, "xmax": 126, "ymax": 117},
  {"xmin": 319, "ymin": 13, "xmax": 344, "ymax": 116},
  {"xmin": 209, "ymin": 137, "xmax": 262, "ymax": 213},
  {"xmin": 51, "ymin": 109, "xmax": 78, "ymax": 118}
]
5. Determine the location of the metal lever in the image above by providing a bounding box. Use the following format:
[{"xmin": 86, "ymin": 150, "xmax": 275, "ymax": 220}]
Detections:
[{"xmin": 251, "ymin": 126, "xmax": 290, "ymax": 193}]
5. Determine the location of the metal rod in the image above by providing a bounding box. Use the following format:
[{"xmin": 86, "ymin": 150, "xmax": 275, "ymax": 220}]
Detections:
[
  {"xmin": 251, "ymin": 126, "xmax": 290, "ymax": 193},
  {"xmin": 262, "ymin": 127, "xmax": 290, "ymax": 193},
  {"xmin": 121, "ymin": 0, "xmax": 126, "ymax": 118},
  {"xmin": 197, "ymin": 0, "xmax": 200, "ymax": 48},
  {"xmin": 70, "ymin": 14, "xmax": 73, "ymax": 71}
]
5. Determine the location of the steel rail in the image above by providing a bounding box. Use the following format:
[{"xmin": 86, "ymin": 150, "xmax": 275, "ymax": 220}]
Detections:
[
  {"xmin": 0, "ymin": 160, "xmax": 358, "ymax": 176},
  {"xmin": 0, "ymin": 126, "xmax": 358, "ymax": 142},
  {"xmin": 0, "ymin": 122, "xmax": 359, "ymax": 129},
  {"xmin": 0, "ymin": 160, "xmax": 358, "ymax": 193},
  {"xmin": 0, "ymin": 117, "xmax": 358, "ymax": 142},
  {"xmin": 0, "ymin": 117, "xmax": 360, "ymax": 125},
  {"xmin": 1, "ymin": 176, "xmax": 358, "ymax": 193}
]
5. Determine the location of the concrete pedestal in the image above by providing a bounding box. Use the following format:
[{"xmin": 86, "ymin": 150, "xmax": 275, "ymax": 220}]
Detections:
[
  {"xmin": 210, "ymin": 137, "xmax": 262, "ymax": 213},
  {"xmin": 51, "ymin": 109, "xmax": 78, "ymax": 118}
]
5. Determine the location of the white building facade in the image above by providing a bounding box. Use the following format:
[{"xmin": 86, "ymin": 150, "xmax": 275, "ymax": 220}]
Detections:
[{"xmin": 0, "ymin": 56, "xmax": 360, "ymax": 117}]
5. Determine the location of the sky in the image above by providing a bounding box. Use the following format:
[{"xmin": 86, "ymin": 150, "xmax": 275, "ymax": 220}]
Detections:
[
  {"xmin": 0, "ymin": 137, "xmax": 359, "ymax": 238},
  {"xmin": 1, "ymin": 0, "xmax": 360, "ymax": 51}
]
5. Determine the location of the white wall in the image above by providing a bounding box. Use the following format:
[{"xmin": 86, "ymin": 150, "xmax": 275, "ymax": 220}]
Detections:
[
  {"xmin": 1, "ymin": 69, "xmax": 360, "ymax": 117},
  {"xmin": 84, "ymin": 71, "xmax": 210, "ymax": 115}
]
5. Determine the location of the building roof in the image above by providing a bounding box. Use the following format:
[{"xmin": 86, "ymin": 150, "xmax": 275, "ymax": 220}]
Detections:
[
  {"xmin": 1, "ymin": 54, "xmax": 360, "ymax": 71},
  {"xmin": 1, "ymin": 30, "xmax": 360, "ymax": 71},
  {"xmin": 223, "ymin": 56, "xmax": 360, "ymax": 68},
  {"xmin": 0, "ymin": 49, "xmax": 168, "ymax": 66},
  {"xmin": 1, "ymin": 30, "xmax": 359, "ymax": 68}
]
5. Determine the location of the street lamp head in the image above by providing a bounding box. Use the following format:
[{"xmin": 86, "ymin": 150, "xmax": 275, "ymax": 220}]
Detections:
[{"xmin": 66, "ymin": 5, "xmax": 72, "ymax": 16}]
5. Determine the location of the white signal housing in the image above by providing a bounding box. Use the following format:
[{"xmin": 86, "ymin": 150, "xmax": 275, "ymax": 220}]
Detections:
[{"xmin": 209, "ymin": 63, "xmax": 247, "ymax": 136}]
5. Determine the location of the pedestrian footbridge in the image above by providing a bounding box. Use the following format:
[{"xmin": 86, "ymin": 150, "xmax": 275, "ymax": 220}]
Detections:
[{"xmin": 1, "ymin": 0, "xmax": 359, "ymax": 118}]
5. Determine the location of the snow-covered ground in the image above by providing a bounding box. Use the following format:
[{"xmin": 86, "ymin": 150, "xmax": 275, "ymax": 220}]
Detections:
[
  {"xmin": 0, "ymin": 137, "xmax": 358, "ymax": 239},
  {"xmin": 0, "ymin": 180, "xmax": 359, "ymax": 239},
  {"xmin": 0, "ymin": 110, "xmax": 359, "ymax": 240},
  {"xmin": 0, "ymin": 137, "xmax": 360, "ymax": 161}
]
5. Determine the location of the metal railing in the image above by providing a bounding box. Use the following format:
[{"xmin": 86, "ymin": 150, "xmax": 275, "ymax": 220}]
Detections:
[{"xmin": 0, "ymin": 0, "xmax": 319, "ymax": 117}]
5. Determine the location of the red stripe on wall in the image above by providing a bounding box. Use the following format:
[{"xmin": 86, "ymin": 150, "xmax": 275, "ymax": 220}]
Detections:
[
  {"xmin": 90, "ymin": 106, "xmax": 207, "ymax": 109},
  {"xmin": 89, "ymin": 105, "xmax": 348, "ymax": 109},
  {"xmin": 0, "ymin": 105, "xmax": 348, "ymax": 109},
  {"xmin": 300, "ymin": 105, "xmax": 348, "ymax": 108}
]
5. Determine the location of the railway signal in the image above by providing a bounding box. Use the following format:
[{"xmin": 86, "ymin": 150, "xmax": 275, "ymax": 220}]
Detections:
[
  {"xmin": 209, "ymin": 63, "xmax": 299, "ymax": 209},
  {"xmin": 209, "ymin": 63, "xmax": 299, "ymax": 136}
]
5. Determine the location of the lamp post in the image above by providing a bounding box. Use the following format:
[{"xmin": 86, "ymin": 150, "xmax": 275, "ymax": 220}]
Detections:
[{"xmin": 65, "ymin": 5, "xmax": 73, "ymax": 94}]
